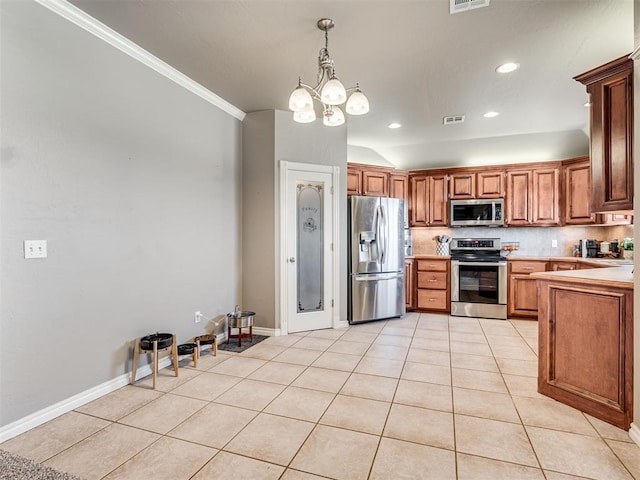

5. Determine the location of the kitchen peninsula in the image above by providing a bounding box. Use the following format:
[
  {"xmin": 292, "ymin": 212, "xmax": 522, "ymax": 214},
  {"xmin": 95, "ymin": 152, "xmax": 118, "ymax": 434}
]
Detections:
[{"xmin": 532, "ymin": 265, "xmax": 633, "ymax": 430}]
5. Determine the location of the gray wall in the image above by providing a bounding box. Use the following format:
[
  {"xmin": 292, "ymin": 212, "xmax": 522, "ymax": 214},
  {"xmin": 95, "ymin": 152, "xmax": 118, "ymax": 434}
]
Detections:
[
  {"xmin": 242, "ymin": 110, "xmax": 348, "ymax": 330},
  {"xmin": 0, "ymin": 2, "xmax": 242, "ymax": 426}
]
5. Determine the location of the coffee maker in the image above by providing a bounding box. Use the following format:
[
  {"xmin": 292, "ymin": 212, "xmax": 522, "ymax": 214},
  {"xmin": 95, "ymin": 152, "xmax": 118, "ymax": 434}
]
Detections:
[{"xmin": 579, "ymin": 239, "xmax": 598, "ymax": 258}]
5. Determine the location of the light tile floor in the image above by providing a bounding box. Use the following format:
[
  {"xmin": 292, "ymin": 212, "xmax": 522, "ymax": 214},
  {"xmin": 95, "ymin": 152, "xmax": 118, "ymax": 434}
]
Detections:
[{"xmin": 2, "ymin": 313, "xmax": 640, "ymax": 479}]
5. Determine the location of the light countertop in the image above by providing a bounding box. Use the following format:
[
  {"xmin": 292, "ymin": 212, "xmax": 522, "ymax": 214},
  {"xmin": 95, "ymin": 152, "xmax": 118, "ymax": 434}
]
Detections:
[{"xmin": 531, "ymin": 264, "xmax": 633, "ymax": 289}]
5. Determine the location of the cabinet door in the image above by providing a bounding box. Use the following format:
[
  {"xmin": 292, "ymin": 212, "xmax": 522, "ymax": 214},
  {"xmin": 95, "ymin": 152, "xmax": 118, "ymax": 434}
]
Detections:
[
  {"xmin": 507, "ymin": 275, "xmax": 539, "ymax": 318},
  {"xmin": 532, "ymin": 167, "xmax": 561, "ymax": 225},
  {"xmin": 505, "ymin": 170, "xmax": 532, "ymax": 225},
  {"xmin": 564, "ymin": 161, "xmax": 596, "ymax": 225},
  {"xmin": 362, "ymin": 171, "xmax": 389, "ymax": 197},
  {"xmin": 347, "ymin": 168, "xmax": 362, "ymax": 196},
  {"xmin": 584, "ymin": 59, "xmax": 633, "ymax": 212},
  {"xmin": 389, "ymin": 174, "xmax": 408, "ymax": 200},
  {"xmin": 477, "ymin": 171, "xmax": 505, "ymax": 198},
  {"xmin": 449, "ymin": 173, "xmax": 475, "ymax": 199},
  {"xmin": 429, "ymin": 175, "xmax": 449, "ymax": 226},
  {"xmin": 404, "ymin": 259, "xmax": 415, "ymax": 310},
  {"xmin": 410, "ymin": 176, "xmax": 429, "ymax": 226}
]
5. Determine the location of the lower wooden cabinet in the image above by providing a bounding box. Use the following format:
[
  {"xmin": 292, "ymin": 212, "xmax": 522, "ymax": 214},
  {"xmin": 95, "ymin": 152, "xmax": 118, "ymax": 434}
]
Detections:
[
  {"xmin": 507, "ymin": 260, "xmax": 548, "ymax": 318},
  {"xmin": 537, "ymin": 278, "xmax": 634, "ymax": 429},
  {"xmin": 415, "ymin": 258, "xmax": 450, "ymax": 312},
  {"xmin": 404, "ymin": 258, "xmax": 415, "ymax": 310}
]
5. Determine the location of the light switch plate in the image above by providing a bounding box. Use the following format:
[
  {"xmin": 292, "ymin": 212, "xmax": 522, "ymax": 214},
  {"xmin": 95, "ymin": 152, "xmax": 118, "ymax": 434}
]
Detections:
[{"xmin": 24, "ymin": 240, "xmax": 47, "ymax": 259}]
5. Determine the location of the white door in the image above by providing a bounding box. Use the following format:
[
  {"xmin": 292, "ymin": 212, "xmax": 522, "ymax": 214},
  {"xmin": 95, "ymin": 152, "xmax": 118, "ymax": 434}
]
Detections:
[{"xmin": 281, "ymin": 162, "xmax": 337, "ymax": 333}]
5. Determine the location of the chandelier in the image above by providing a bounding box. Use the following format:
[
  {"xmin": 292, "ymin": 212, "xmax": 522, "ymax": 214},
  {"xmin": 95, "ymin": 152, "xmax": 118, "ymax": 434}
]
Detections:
[{"xmin": 288, "ymin": 18, "xmax": 370, "ymax": 126}]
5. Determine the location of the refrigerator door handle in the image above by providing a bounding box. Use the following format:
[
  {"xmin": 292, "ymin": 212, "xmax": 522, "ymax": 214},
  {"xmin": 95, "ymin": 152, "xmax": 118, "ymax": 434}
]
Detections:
[
  {"xmin": 353, "ymin": 272, "xmax": 404, "ymax": 281},
  {"xmin": 378, "ymin": 204, "xmax": 386, "ymax": 265}
]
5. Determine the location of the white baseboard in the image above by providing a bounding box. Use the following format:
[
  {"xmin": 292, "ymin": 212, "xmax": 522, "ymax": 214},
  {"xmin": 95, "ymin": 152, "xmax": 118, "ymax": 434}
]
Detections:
[
  {"xmin": 629, "ymin": 422, "xmax": 640, "ymax": 447},
  {"xmin": 252, "ymin": 327, "xmax": 278, "ymax": 336},
  {"xmin": 0, "ymin": 354, "xmax": 174, "ymax": 443}
]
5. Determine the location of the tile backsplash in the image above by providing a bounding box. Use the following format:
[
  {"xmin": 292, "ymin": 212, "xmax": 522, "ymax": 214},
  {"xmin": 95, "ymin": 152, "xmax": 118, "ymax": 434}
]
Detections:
[{"xmin": 411, "ymin": 224, "xmax": 634, "ymax": 257}]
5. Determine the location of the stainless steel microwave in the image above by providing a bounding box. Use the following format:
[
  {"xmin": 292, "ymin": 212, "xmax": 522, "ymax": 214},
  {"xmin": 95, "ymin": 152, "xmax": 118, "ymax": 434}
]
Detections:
[{"xmin": 450, "ymin": 199, "xmax": 504, "ymax": 227}]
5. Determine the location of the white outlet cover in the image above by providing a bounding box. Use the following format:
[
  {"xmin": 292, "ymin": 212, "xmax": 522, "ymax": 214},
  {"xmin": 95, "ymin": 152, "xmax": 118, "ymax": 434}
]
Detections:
[{"xmin": 24, "ymin": 240, "xmax": 47, "ymax": 259}]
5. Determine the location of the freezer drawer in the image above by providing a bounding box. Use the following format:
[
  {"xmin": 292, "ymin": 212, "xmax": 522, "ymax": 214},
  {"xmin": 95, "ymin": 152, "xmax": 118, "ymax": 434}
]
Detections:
[{"xmin": 349, "ymin": 273, "xmax": 405, "ymax": 324}]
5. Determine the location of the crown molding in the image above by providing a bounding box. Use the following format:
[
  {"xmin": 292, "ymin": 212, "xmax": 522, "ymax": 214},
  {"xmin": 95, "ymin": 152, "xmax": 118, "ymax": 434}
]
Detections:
[
  {"xmin": 631, "ymin": 47, "xmax": 640, "ymax": 61},
  {"xmin": 34, "ymin": 0, "xmax": 246, "ymax": 121}
]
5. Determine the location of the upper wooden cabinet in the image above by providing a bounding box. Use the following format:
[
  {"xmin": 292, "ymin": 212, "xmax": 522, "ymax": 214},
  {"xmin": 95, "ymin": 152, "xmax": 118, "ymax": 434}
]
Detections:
[
  {"xmin": 532, "ymin": 167, "xmax": 561, "ymax": 225},
  {"xmin": 449, "ymin": 173, "xmax": 475, "ymax": 199},
  {"xmin": 347, "ymin": 164, "xmax": 408, "ymax": 201},
  {"xmin": 563, "ymin": 158, "xmax": 596, "ymax": 225},
  {"xmin": 362, "ymin": 170, "xmax": 388, "ymax": 197},
  {"xmin": 410, "ymin": 174, "xmax": 448, "ymax": 227},
  {"xmin": 449, "ymin": 170, "xmax": 505, "ymax": 199},
  {"xmin": 575, "ymin": 55, "xmax": 633, "ymax": 213},
  {"xmin": 389, "ymin": 173, "xmax": 408, "ymax": 200},
  {"xmin": 477, "ymin": 171, "xmax": 505, "ymax": 198},
  {"xmin": 505, "ymin": 165, "xmax": 560, "ymax": 226},
  {"xmin": 347, "ymin": 168, "xmax": 362, "ymax": 196}
]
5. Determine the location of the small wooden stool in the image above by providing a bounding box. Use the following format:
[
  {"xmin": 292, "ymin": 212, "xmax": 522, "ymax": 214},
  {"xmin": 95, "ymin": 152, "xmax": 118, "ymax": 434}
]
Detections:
[
  {"xmin": 194, "ymin": 334, "xmax": 218, "ymax": 358},
  {"xmin": 177, "ymin": 343, "xmax": 198, "ymax": 368},
  {"xmin": 131, "ymin": 333, "xmax": 178, "ymax": 389}
]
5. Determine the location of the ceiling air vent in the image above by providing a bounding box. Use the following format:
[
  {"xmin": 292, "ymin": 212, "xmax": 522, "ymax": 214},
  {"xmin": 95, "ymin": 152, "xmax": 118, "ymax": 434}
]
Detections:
[
  {"xmin": 450, "ymin": 0, "xmax": 490, "ymax": 14},
  {"xmin": 443, "ymin": 115, "xmax": 465, "ymax": 125}
]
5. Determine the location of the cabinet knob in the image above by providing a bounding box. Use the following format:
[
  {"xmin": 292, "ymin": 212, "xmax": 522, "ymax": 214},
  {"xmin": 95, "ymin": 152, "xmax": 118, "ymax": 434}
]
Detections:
[{"xmin": 289, "ymin": 257, "xmax": 296, "ymax": 263}]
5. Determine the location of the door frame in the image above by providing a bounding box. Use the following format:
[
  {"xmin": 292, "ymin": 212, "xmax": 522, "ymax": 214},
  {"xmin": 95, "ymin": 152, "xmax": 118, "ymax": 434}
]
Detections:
[{"xmin": 279, "ymin": 161, "xmax": 341, "ymax": 335}]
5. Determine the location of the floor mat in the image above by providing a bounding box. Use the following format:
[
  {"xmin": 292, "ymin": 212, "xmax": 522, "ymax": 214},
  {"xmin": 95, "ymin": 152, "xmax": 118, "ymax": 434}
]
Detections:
[{"xmin": 217, "ymin": 335, "xmax": 268, "ymax": 353}]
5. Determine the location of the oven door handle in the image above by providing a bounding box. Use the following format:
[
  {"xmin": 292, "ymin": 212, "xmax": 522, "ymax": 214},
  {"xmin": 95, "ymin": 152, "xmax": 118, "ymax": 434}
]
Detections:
[{"xmin": 451, "ymin": 261, "xmax": 507, "ymax": 267}]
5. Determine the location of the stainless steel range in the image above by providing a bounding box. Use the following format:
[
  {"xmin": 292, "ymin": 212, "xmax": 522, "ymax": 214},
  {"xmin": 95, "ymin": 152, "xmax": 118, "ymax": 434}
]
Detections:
[{"xmin": 450, "ymin": 238, "xmax": 507, "ymax": 320}]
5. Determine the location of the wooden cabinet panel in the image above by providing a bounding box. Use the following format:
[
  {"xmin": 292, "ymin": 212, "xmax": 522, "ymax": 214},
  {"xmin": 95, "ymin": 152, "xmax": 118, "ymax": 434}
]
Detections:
[
  {"xmin": 477, "ymin": 171, "xmax": 504, "ymax": 198},
  {"xmin": 417, "ymin": 271, "xmax": 448, "ymax": 290},
  {"xmin": 409, "ymin": 175, "xmax": 448, "ymax": 226},
  {"xmin": 347, "ymin": 168, "xmax": 362, "ymax": 196},
  {"xmin": 405, "ymin": 259, "xmax": 415, "ymax": 310},
  {"xmin": 507, "ymin": 259, "xmax": 548, "ymax": 318},
  {"xmin": 575, "ymin": 55, "xmax": 633, "ymax": 212},
  {"xmin": 417, "ymin": 259, "xmax": 449, "ymax": 272},
  {"xmin": 429, "ymin": 175, "xmax": 449, "ymax": 226},
  {"xmin": 549, "ymin": 261, "xmax": 577, "ymax": 271},
  {"xmin": 564, "ymin": 160, "xmax": 596, "ymax": 225},
  {"xmin": 410, "ymin": 176, "xmax": 429, "ymax": 226},
  {"xmin": 510, "ymin": 261, "xmax": 548, "ymax": 274},
  {"xmin": 362, "ymin": 171, "xmax": 389, "ymax": 197},
  {"xmin": 416, "ymin": 258, "xmax": 450, "ymax": 313},
  {"xmin": 449, "ymin": 173, "xmax": 475, "ymax": 199},
  {"xmin": 508, "ymin": 275, "xmax": 540, "ymax": 317},
  {"xmin": 506, "ymin": 170, "xmax": 532, "ymax": 225},
  {"xmin": 389, "ymin": 174, "xmax": 408, "ymax": 200},
  {"xmin": 538, "ymin": 281, "xmax": 633, "ymax": 429},
  {"xmin": 417, "ymin": 290, "xmax": 448, "ymax": 310},
  {"xmin": 532, "ymin": 167, "xmax": 560, "ymax": 225}
]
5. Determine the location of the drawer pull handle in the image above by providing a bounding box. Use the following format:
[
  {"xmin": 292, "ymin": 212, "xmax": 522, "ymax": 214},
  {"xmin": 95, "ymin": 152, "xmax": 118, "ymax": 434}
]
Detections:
[
  {"xmin": 523, "ymin": 267, "xmax": 534, "ymax": 270},
  {"xmin": 429, "ymin": 298, "xmax": 435, "ymax": 302},
  {"xmin": 428, "ymin": 279, "xmax": 437, "ymax": 283}
]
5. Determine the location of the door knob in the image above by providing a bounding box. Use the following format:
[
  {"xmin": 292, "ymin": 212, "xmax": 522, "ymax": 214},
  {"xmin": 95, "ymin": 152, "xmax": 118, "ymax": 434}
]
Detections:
[{"xmin": 289, "ymin": 257, "xmax": 296, "ymax": 263}]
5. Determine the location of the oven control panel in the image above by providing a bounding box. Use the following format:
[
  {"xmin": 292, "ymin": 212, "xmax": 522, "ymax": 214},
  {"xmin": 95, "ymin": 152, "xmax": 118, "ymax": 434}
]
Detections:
[{"xmin": 451, "ymin": 238, "xmax": 501, "ymax": 250}]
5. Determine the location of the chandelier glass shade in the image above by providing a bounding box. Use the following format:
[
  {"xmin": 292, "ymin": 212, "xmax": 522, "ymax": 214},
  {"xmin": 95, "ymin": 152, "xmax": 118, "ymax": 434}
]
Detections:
[{"xmin": 289, "ymin": 18, "xmax": 369, "ymax": 126}]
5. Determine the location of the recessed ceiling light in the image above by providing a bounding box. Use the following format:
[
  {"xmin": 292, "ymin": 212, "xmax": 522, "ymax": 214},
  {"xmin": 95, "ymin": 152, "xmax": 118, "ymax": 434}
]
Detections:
[
  {"xmin": 496, "ymin": 62, "xmax": 519, "ymax": 74},
  {"xmin": 388, "ymin": 123, "xmax": 402, "ymax": 129},
  {"xmin": 483, "ymin": 111, "xmax": 499, "ymax": 118}
]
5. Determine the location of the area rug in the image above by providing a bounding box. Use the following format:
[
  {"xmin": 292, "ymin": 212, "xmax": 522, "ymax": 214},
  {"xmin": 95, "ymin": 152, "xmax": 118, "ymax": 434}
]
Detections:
[
  {"xmin": 217, "ymin": 335, "xmax": 268, "ymax": 353},
  {"xmin": 0, "ymin": 450, "xmax": 82, "ymax": 480}
]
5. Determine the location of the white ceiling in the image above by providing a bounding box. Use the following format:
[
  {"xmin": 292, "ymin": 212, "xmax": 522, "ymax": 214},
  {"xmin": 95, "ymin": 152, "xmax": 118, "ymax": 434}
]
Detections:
[{"xmin": 70, "ymin": 0, "xmax": 633, "ymax": 170}]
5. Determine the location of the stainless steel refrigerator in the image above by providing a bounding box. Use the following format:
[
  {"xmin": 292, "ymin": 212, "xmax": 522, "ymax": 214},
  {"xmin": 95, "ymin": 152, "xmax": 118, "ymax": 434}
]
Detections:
[{"xmin": 348, "ymin": 196, "xmax": 405, "ymax": 324}]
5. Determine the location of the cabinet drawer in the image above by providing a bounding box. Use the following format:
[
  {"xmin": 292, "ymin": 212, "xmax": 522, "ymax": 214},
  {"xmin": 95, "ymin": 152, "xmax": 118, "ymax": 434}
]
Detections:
[
  {"xmin": 417, "ymin": 259, "xmax": 448, "ymax": 272},
  {"xmin": 417, "ymin": 290, "xmax": 448, "ymax": 310},
  {"xmin": 509, "ymin": 261, "xmax": 547, "ymax": 274},
  {"xmin": 417, "ymin": 272, "xmax": 448, "ymax": 290}
]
